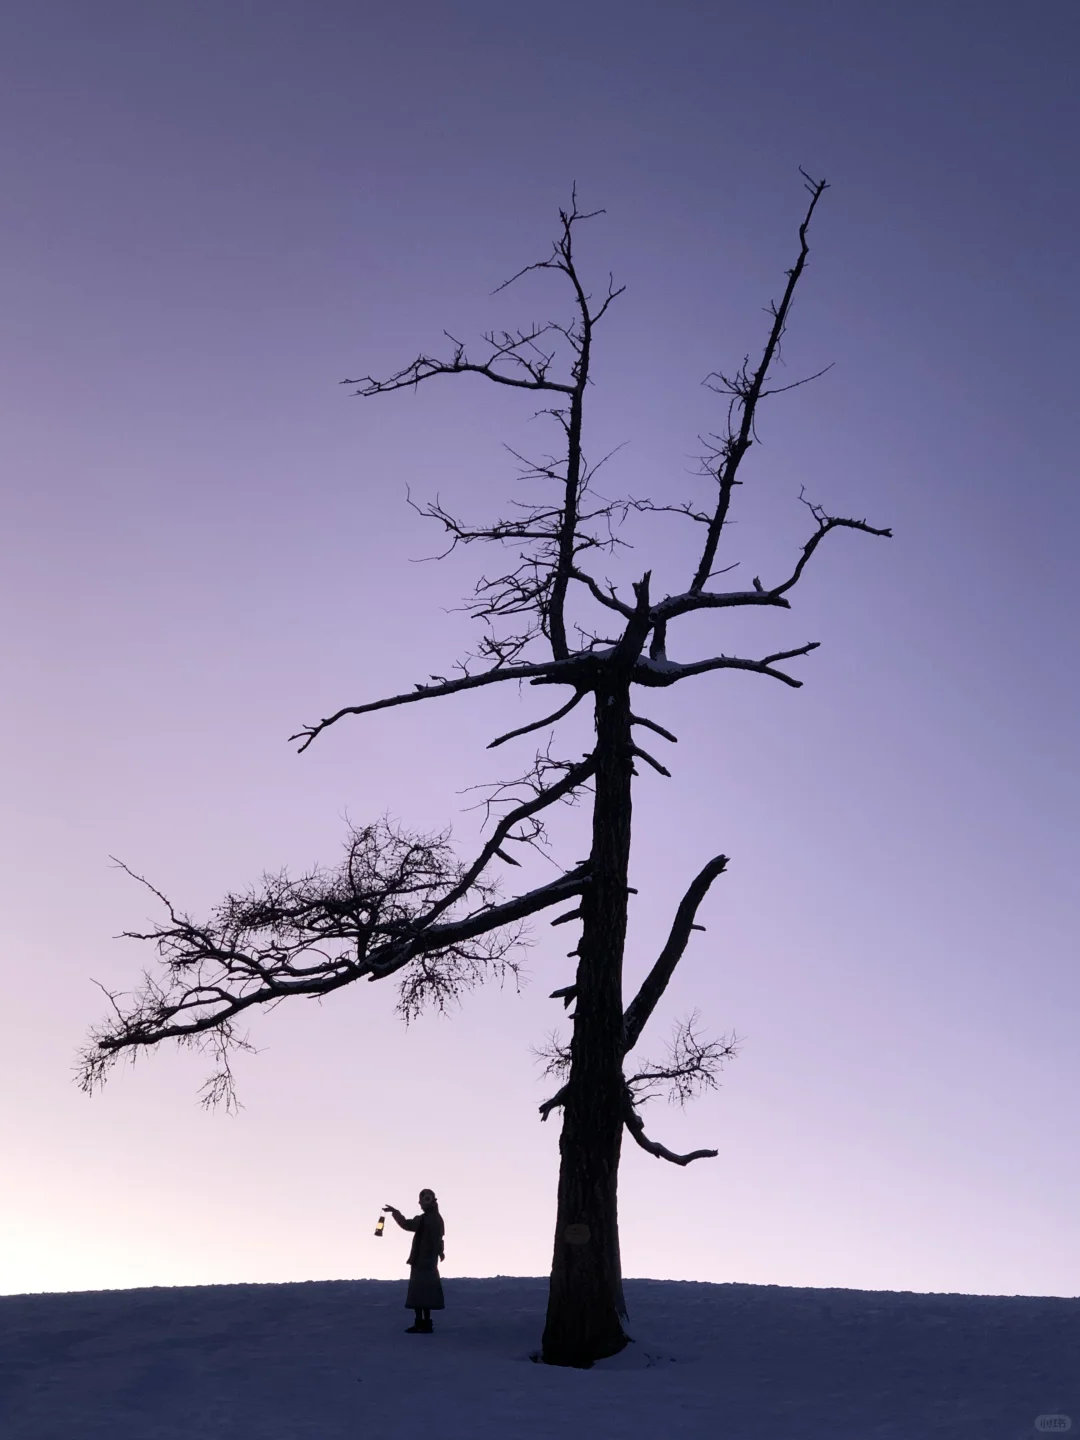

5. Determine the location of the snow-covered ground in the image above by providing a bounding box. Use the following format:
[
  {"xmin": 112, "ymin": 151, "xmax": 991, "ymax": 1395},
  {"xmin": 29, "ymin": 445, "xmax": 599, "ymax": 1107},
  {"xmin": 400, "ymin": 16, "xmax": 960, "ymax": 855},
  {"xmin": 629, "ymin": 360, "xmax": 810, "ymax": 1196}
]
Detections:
[{"xmin": 2, "ymin": 1276, "xmax": 1077, "ymax": 1439}]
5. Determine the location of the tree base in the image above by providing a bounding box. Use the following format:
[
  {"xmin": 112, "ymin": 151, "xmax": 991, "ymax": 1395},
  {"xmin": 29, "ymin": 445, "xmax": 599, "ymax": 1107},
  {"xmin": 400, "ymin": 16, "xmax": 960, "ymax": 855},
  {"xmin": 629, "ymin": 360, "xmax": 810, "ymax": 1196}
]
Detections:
[{"xmin": 540, "ymin": 1328, "xmax": 630, "ymax": 1369}]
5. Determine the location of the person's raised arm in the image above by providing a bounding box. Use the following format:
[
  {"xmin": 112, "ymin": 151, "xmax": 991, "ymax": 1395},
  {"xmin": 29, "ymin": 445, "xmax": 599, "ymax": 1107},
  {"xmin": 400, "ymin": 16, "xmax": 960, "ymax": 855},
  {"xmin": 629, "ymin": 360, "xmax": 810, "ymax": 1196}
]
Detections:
[{"xmin": 383, "ymin": 1204, "xmax": 421, "ymax": 1231}]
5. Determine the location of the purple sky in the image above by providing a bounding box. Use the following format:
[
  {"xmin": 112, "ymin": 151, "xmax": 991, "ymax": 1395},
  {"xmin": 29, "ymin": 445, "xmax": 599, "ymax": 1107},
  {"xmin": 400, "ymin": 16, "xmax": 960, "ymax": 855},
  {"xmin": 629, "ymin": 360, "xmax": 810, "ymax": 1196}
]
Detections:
[{"xmin": 2, "ymin": 1, "xmax": 1078, "ymax": 1298}]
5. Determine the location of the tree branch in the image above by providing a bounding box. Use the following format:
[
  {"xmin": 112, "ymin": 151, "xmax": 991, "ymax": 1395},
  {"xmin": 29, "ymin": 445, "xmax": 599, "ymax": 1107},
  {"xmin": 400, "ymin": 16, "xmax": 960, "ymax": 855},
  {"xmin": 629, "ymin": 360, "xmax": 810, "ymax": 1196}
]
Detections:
[
  {"xmin": 690, "ymin": 171, "xmax": 829, "ymax": 594},
  {"xmin": 82, "ymin": 845, "xmax": 590, "ymax": 1083},
  {"xmin": 550, "ymin": 907, "xmax": 583, "ymax": 927},
  {"xmin": 343, "ymin": 327, "xmax": 575, "ymax": 398},
  {"xmin": 630, "ymin": 745, "xmax": 671, "ymax": 778},
  {"xmin": 569, "ymin": 566, "xmax": 635, "ymax": 618},
  {"xmin": 609, "ymin": 572, "xmax": 654, "ymax": 669},
  {"xmin": 433, "ymin": 755, "xmax": 596, "ymax": 919},
  {"xmin": 623, "ymin": 1092, "xmax": 718, "ymax": 1166},
  {"xmin": 487, "ymin": 690, "xmax": 587, "ymax": 749},
  {"xmin": 370, "ymin": 865, "xmax": 591, "ymax": 977},
  {"xmin": 767, "ymin": 489, "xmax": 893, "ymax": 598},
  {"xmin": 630, "ymin": 714, "xmax": 678, "ymax": 744},
  {"xmin": 623, "ymin": 855, "xmax": 728, "ymax": 1052},
  {"xmin": 631, "ymin": 643, "xmax": 820, "ymax": 692},
  {"xmin": 546, "ymin": 229, "xmax": 590, "ymax": 661},
  {"xmin": 343, "ymin": 195, "xmax": 624, "ymax": 672},
  {"xmin": 626, "ymin": 1011, "xmax": 738, "ymax": 1105},
  {"xmin": 290, "ymin": 660, "xmax": 574, "ymax": 752},
  {"xmin": 651, "ymin": 588, "xmax": 792, "ymax": 622},
  {"xmin": 539, "ymin": 1082, "xmax": 569, "ymax": 1121}
]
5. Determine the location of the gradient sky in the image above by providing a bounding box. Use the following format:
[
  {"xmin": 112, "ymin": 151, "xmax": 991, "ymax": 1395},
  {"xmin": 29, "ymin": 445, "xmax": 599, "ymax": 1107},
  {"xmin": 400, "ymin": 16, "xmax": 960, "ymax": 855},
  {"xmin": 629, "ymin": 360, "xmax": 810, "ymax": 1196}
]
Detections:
[{"xmin": 2, "ymin": 0, "xmax": 1078, "ymax": 1300}]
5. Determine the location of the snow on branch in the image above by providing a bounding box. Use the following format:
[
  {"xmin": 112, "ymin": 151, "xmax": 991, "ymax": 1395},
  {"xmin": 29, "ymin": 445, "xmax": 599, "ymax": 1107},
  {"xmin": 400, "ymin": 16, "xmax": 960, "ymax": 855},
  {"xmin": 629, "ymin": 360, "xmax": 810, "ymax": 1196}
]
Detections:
[
  {"xmin": 651, "ymin": 587, "xmax": 792, "ymax": 622},
  {"xmin": 632, "ymin": 643, "xmax": 821, "ymax": 691}
]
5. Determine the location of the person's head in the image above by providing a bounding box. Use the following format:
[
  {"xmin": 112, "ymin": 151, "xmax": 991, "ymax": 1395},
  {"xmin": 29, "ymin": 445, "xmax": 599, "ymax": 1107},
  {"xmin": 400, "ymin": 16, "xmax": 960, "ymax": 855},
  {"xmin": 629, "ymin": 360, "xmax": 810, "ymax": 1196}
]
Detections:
[{"xmin": 419, "ymin": 1188, "xmax": 437, "ymax": 1212}]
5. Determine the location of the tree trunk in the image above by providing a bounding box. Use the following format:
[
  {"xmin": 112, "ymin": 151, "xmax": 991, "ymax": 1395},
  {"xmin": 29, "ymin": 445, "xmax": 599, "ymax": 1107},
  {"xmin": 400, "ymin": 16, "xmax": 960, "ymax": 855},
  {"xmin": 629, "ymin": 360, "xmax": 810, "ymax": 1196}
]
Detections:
[{"xmin": 541, "ymin": 680, "xmax": 633, "ymax": 1366}]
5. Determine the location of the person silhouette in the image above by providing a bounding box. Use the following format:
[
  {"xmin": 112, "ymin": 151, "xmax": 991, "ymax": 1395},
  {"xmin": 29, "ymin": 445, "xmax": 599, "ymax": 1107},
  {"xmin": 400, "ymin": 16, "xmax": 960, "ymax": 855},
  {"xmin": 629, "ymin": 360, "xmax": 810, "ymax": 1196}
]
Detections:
[{"xmin": 383, "ymin": 1189, "xmax": 445, "ymax": 1333}]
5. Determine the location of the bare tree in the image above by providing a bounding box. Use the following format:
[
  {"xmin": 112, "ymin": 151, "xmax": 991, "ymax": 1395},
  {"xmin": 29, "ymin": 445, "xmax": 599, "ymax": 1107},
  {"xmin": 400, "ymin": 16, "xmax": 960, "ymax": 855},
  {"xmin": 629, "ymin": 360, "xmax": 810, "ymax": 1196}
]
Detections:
[{"xmin": 81, "ymin": 174, "xmax": 890, "ymax": 1368}]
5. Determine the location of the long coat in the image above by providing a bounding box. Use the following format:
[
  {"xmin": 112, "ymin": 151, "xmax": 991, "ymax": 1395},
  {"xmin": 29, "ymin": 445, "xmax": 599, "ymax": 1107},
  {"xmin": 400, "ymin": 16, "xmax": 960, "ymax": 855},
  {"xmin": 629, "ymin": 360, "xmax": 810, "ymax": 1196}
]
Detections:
[{"xmin": 395, "ymin": 1208, "xmax": 445, "ymax": 1310}]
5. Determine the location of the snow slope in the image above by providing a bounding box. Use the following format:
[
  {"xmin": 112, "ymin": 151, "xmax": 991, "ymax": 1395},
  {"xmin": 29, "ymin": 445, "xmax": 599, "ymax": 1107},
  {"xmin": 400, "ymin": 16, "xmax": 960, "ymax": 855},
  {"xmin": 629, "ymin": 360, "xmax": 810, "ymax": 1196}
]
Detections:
[{"xmin": 2, "ymin": 1276, "xmax": 1077, "ymax": 1439}]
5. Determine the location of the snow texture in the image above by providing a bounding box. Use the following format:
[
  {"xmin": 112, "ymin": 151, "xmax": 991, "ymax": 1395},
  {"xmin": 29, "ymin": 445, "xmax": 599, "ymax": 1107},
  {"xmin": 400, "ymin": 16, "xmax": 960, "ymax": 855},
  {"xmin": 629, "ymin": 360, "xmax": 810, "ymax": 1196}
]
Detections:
[{"xmin": 1, "ymin": 1276, "xmax": 1078, "ymax": 1438}]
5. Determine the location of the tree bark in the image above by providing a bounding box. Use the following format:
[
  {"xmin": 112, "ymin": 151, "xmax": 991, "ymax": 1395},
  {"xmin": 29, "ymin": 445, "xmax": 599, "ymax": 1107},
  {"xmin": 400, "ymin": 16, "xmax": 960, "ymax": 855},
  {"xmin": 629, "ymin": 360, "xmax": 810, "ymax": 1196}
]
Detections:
[{"xmin": 541, "ymin": 680, "xmax": 633, "ymax": 1366}]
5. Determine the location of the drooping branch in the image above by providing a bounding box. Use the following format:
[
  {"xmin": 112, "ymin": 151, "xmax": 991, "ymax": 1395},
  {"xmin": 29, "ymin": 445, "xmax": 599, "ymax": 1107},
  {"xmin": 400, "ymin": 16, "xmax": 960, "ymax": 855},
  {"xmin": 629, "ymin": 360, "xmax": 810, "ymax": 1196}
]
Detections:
[
  {"xmin": 539, "ymin": 1082, "xmax": 570, "ymax": 1122},
  {"xmin": 80, "ymin": 824, "xmax": 591, "ymax": 1098},
  {"xmin": 622, "ymin": 1091, "xmax": 718, "ymax": 1166},
  {"xmin": 630, "ymin": 714, "xmax": 678, "ymax": 744},
  {"xmin": 487, "ymin": 690, "xmax": 587, "ymax": 749},
  {"xmin": 630, "ymin": 745, "xmax": 671, "ymax": 778},
  {"xmin": 623, "ymin": 855, "xmax": 728, "ymax": 1052},
  {"xmin": 532, "ymin": 1027, "xmax": 573, "ymax": 1121}
]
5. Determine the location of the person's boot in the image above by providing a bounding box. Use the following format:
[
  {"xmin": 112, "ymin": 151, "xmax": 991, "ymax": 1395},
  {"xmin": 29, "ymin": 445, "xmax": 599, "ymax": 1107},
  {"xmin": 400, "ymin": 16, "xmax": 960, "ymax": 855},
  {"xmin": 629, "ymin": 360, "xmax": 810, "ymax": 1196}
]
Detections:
[
  {"xmin": 420, "ymin": 1317, "xmax": 434, "ymax": 1333},
  {"xmin": 405, "ymin": 1313, "xmax": 425, "ymax": 1333}
]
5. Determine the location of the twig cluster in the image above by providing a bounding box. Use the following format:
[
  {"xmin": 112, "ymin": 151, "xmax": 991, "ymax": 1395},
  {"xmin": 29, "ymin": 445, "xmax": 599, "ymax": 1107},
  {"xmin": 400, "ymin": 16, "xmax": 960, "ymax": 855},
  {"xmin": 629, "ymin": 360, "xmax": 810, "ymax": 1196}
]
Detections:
[{"xmin": 80, "ymin": 821, "xmax": 586, "ymax": 1107}]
